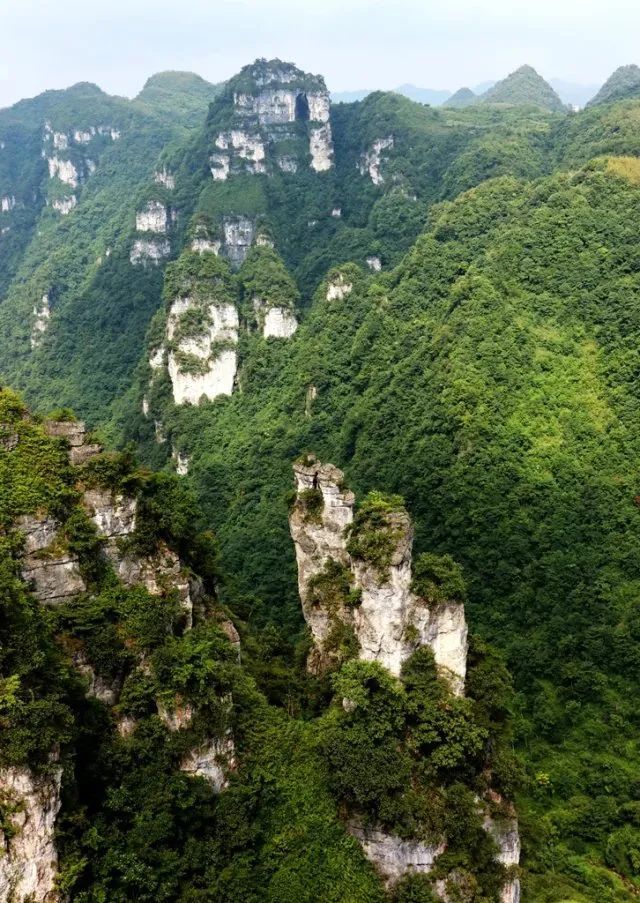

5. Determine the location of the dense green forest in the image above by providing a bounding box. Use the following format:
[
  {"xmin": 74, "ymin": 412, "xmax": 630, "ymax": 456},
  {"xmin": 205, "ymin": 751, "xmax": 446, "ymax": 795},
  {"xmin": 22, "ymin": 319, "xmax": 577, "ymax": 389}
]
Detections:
[{"xmin": 3, "ymin": 56, "xmax": 640, "ymax": 901}]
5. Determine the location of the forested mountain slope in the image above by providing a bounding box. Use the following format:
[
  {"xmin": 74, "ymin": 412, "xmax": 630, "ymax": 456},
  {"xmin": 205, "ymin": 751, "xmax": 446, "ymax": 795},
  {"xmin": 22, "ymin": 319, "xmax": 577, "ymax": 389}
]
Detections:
[{"xmin": 3, "ymin": 56, "xmax": 640, "ymax": 901}]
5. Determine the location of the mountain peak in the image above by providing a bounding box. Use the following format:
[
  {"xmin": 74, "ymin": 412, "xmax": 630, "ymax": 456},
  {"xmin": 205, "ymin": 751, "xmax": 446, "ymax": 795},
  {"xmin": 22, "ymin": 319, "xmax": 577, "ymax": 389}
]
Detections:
[
  {"xmin": 586, "ymin": 64, "xmax": 640, "ymax": 107},
  {"xmin": 480, "ymin": 64, "xmax": 565, "ymax": 112},
  {"xmin": 444, "ymin": 87, "xmax": 477, "ymax": 109}
]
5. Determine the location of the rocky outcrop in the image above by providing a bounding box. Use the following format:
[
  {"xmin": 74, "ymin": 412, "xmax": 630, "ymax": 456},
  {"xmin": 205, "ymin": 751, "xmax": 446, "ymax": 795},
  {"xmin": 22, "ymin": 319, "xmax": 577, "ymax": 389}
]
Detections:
[
  {"xmin": 0, "ymin": 766, "xmax": 62, "ymax": 903},
  {"xmin": 115, "ymin": 541, "xmax": 193, "ymax": 630},
  {"xmin": 83, "ymin": 487, "xmax": 137, "ymax": 539},
  {"xmin": 52, "ymin": 195, "xmax": 76, "ymax": 215},
  {"xmin": 164, "ymin": 296, "xmax": 239, "ymax": 405},
  {"xmin": 1, "ymin": 195, "xmax": 16, "ymax": 212},
  {"xmin": 136, "ymin": 201, "xmax": 168, "ymax": 233},
  {"xmin": 348, "ymin": 821, "xmax": 445, "ymax": 888},
  {"xmin": 358, "ymin": 137, "xmax": 394, "ymax": 185},
  {"xmin": 43, "ymin": 419, "xmax": 102, "ymax": 465},
  {"xmin": 222, "ymin": 216, "xmax": 254, "ymax": 266},
  {"xmin": 366, "ymin": 255, "xmax": 382, "ymax": 272},
  {"xmin": 30, "ymin": 293, "xmax": 50, "ymax": 349},
  {"xmin": 154, "ymin": 168, "xmax": 175, "ymax": 189},
  {"xmin": 130, "ymin": 237, "xmax": 171, "ymax": 266},
  {"xmin": 211, "ymin": 130, "xmax": 267, "ymax": 180},
  {"xmin": 17, "ymin": 512, "xmax": 85, "ymax": 605},
  {"xmin": 180, "ymin": 736, "xmax": 236, "ymax": 792},
  {"xmin": 263, "ymin": 306, "xmax": 297, "ymax": 338},
  {"xmin": 309, "ymin": 124, "xmax": 334, "ymax": 172},
  {"xmin": 172, "ymin": 447, "xmax": 190, "ymax": 475},
  {"xmin": 326, "ymin": 273, "xmax": 353, "ymax": 301},
  {"xmin": 47, "ymin": 156, "xmax": 79, "ymax": 188},
  {"xmin": 289, "ymin": 457, "xmax": 467, "ymax": 689},
  {"xmin": 484, "ymin": 802, "xmax": 521, "ymax": 903}
]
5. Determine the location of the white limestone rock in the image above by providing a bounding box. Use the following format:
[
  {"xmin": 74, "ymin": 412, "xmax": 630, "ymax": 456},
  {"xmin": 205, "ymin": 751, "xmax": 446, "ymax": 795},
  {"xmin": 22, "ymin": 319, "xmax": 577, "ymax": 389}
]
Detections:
[
  {"xmin": 73, "ymin": 653, "xmax": 120, "ymax": 705},
  {"xmin": 223, "ymin": 216, "xmax": 254, "ymax": 266},
  {"xmin": 1, "ymin": 195, "xmax": 16, "ymax": 212},
  {"xmin": 157, "ymin": 699, "xmax": 194, "ymax": 731},
  {"xmin": 136, "ymin": 200, "xmax": 168, "ymax": 233},
  {"xmin": 22, "ymin": 555, "xmax": 85, "ymax": 605},
  {"xmin": 359, "ymin": 136, "xmax": 395, "ymax": 185},
  {"xmin": 149, "ymin": 346, "xmax": 165, "ymax": 371},
  {"xmin": 15, "ymin": 514, "xmax": 60, "ymax": 555},
  {"xmin": 277, "ymin": 155, "xmax": 298, "ymax": 173},
  {"xmin": 47, "ymin": 156, "xmax": 79, "ymax": 188},
  {"xmin": 348, "ymin": 821, "xmax": 445, "ymax": 888},
  {"xmin": 331, "ymin": 207, "xmax": 342, "ymax": 217},
  {"xmin": 52, "ymin": 195, "xmax": 76, "ymax": 215},
  {"xmin": 366, "ymin": 255, "xmax": 382, "ymax": 272},
  {"xmin": 180, "ymin": 735, "xmax": 236, "ymax": 792},
  {"xmin": 326, "ymin": 274, "xmax": 353, "ymax": 301},
  {"xmin": 172, "ymin": 448, "xmax": 190, "ymax": 475},
  {"xmin": 191, "ymin": 236, "xmax": 221, "ymax": 254},
  {"xmin": 73, "ymin": 127, "xmax": 96, "ymax": 144},
  {"xmin": 289, "ymin": 457, "xmax": 467, "ymax": 690},
  {"xmin": 154, "ymin": 168, "xmax": 175, "ymax": 189},
  {"xmin": 130, "ymin": 238, "xmax": 170, "ymax": 266},
  {"xmin": 113, "ymin": 541, "xmax": 193, "ymax": 630},
  {"xmin": 210, "ymin": 152, "xmax": 230, "ymax": 181},
  {"xmin": 0, "ymin": 766, "xmax": 62, "ymax": 903},
  {"xmin": 483, "ymin": 804, "xmax": 521, "ymax": 903},
  {"xmin": 31, "ymin": 293, "xmax": 50, "ymax": 349},
  {"xmin": 310, "ymin": 123, "xmax": 334, "ymax": 172},
  {"xmin": 52, "ymin": 132, "xmax": 68, "ymax": 150},
  {"xmin": 83, "ymin": 487, "xmax": 137, "ymax": 539},
  {"xmin": 166, "ymin": 296, "xmax": 239, "ymax": 405},
  {"xmin": 263, "ymin": 306, "xmax": 298, "ymax": 338}
]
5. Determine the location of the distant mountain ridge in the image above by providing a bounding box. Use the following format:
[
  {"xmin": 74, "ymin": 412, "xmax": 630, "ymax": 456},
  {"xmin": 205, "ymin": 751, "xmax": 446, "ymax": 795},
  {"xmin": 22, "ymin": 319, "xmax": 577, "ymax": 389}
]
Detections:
[
  {"xmin": 480, "ymin": 64, "xmax": 566, "ymax": 111},
  {"xmin": 587, "ymin": 64, "xmax": 640, "ymax": 107}
]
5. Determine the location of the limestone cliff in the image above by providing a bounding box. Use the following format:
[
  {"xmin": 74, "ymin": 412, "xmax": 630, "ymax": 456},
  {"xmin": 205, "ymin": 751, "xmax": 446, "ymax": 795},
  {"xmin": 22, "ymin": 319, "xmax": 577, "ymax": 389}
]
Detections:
[
  {"xmin": 289, "ymin": 456, "xmax": 467, "ymax": 690},
  {"xmin": 0, "ymin": 766, "xmax": 62, "ymax": 903}
]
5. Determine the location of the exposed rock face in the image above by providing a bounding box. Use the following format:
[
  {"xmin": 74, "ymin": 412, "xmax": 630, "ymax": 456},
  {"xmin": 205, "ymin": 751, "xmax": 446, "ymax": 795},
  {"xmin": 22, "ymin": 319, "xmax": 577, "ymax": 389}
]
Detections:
[
  {"xmin": 191, "ymin": 237, "xmax": 221, "ymax": 254},
  {"xmin": 83, "ymin": 488, "xmax": 137, "ymax": 539},
  {"xmin": 154, "ymin": 168, "xmax": 175, "ymax": 189},
  {"xmin": 47, "ymin": 156, "xmax": 79, "ymax": 188},
  {"xmin": 309, "ymin": 123, "xmax": 334, "ymax": 172},
  {"xmin": 52, "ymin": 195, "xmax": 76, "ymax": 215},
  {"xmin": 1, "ymin": 195, "xmax": 16, "ymax": 212},
  {"xmin": 366, "ymin": 255, "xmax": 382, "ymax": 272},
  {"xmin": 222, "ymin": 216, "xmax": 254, "ymax": 266},
  {"xmin": 136, "ymin": 200, "xmax": 168, "ymax": 233},
  {"xmin": 347, "ymin": 821, "xmax": 445, "ymax": 888},
  {"xmin": 43, "ymin": 419, "xmax": 102, "ymax": 465},
  {"xmin": 359, "ymin": 136, "xmax": 394, "ymax": 185},
  {"xmin": 180, "ymin": 735, "xmax": 236, "ymax": 792},
  {"xmin": 115, "ymin": 541, "xmax": 193, "ymax": 630},
  {"xmin": 165, "ymin": 297, "xmax": 239, "ymax": 405},
  {"xmin": 484, "ymin": 805, "xmax": 521, "ymax": 903},
  {"xmin": 211, "ymin": 130, "xmax": 267, "ymax": 179},
  {"xmin": 17, "ymin": 512, "xmax": 85, "ymax": 605},
  {"xmin": 289, "ymin": 457, "xmax": 467, "ymax": 689},
  {"xmin": 0, "ymin": 766, "xmax": 62, "ymax": 903},
  {"xmin": 326, "ymin": 273, "xmax": 353, "ymax": 301},
  {"xmin": 73, "ymin": 653, "xmax": 120, "ymax": 705},
  {"xmin": 22, "ymin": 555, "xmax": 85, "ymax": 605},
  {"xmin": 277, "ymin": 155, "xmax": 298, "ymax": 173},
  {"xmin": 31, "ymin": 293, "xmax": 50, "ymax": 349},
  {"xmin": 130, "ymin": 238, "xmax": 171, "ymax": 265},
  {"xmin": 172, "ymin": 447, "xmax": 190, "ymax": 475},
  {"xmin": 252, "ymin": 298, "xmax": 298, "ymax": 338}
]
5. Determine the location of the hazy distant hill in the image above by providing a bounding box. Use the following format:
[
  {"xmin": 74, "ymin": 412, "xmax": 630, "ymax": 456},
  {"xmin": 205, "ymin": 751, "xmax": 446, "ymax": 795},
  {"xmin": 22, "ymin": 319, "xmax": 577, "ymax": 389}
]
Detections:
[
  {"xmin": 443, "ymin": 87, "xmax": 477, "ymax": 108},
  {"xmin": 586, "ymin": 64, "xmax": 640, "ymax": 107}
]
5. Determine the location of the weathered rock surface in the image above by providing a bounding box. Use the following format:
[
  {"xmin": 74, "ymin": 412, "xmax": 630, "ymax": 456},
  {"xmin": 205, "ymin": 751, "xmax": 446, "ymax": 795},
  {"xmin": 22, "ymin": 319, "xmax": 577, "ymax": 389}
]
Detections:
[
  {"xmin": 84, "ymin": 487, "xmax": 137, "ymax": 538},
  {"xmin": 114, "ymin": 541, "xmax": 193, "ymax": 630},
  {"xmin": 359, "ymin": 136, "xmax": 394, "ymax": 185},
  {"xmin": 47, "ymin": 156, "xmax": 79, "ymax": 187},
  {"xmin": 22, "ymin": 554, "xmax": 85, "ymax": 605},
  {"xmin": 154, "ymin": 167, "xmax": 175, "ymax": 189},
  {"xmin": 326, "ymin": 273, "xmax": 353, "ymax": 301},
  {"xmin": 222, "ymin": 216, "xmax": 254, "ymax": 266},
  {"xmin": 0, "ymin": 766, "xmax": 62, "ymax": 903},
  {"xmin": 289, "ymin": 457, "xmax": 467, "ymax": 689},
  {"xmin": 43, "ymin": 419, "xmax": 102, "ymax": 465},
  {"xmin": 309, "ymin": 123, "xmax": 334, "ymax": 172},
  {"xmin": 348, "ymin": 821, "xmax": 445, "ymax": 888},
  {"xmin": 165, "ymin": 297, "xmax": 239, "ymax": 405},
  {"xmin": 180, "ymin": 735, "xmax": 236, "ymax": 792},
  {"xmin": 136, "ymin": 200, "xmax": 168, "ymax": 233},
  {"xmin": 1, "ymin": 195, "xmax": 16, "ymax": 212},
  {"xmin": 130, "ymin": 237, "xmax": 171, "ymax": 265},
  {"xmin": 52, "ymin": 195, "xmax": 77, "ymax": 215}
]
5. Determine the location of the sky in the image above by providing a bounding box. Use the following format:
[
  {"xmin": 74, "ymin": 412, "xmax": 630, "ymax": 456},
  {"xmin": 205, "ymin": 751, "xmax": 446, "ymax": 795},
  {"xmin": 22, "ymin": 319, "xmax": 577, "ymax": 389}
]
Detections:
[{"xmin": 0, "ymin": 0, "xmax": 639, "ymax": 107}]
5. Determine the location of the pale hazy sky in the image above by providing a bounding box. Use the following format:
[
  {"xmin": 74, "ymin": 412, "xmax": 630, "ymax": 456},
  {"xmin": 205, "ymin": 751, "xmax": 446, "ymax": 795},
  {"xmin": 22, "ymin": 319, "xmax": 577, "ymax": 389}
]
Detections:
[{"xmin": 1, "ymin": 0, "xmax": 639, "ymax": 108}]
